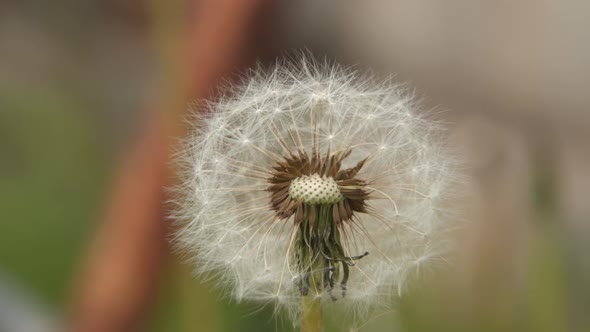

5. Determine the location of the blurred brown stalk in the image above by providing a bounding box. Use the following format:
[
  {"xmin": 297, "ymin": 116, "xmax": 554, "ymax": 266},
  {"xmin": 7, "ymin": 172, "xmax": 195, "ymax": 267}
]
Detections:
[{"xmin": 66, "ymin": 1, "xmax": 276, "ymax": 331}]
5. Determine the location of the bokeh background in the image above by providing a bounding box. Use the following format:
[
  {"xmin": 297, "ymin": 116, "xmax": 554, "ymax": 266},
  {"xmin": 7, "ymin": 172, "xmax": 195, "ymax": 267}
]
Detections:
[{"xmin": 1, "ymin": 0, "xmax": 589, "ymax": 331}]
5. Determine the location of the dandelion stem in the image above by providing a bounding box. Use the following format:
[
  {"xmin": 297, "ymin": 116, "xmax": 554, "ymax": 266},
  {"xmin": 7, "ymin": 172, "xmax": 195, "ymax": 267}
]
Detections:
[{"xmin": 301, "ymin": 294, "xmax": 322, "ymax": 332}]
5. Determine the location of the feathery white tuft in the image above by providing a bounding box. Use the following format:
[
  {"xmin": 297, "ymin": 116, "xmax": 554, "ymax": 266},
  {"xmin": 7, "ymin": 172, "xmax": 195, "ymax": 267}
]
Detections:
[{"xmin": 172, "ymin": 56, "xmax": 460, "ymax": 321}]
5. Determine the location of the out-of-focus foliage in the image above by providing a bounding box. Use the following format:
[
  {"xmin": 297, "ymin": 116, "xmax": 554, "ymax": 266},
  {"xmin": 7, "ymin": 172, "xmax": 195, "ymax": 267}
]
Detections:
[{"xmin": 0, "ymin": 90, "xmax": 104, "ymax": 305}]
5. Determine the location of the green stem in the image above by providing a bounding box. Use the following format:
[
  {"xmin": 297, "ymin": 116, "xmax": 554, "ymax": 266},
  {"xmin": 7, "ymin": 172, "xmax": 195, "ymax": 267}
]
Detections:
[
  {"xmin": 300, "ymin": 206, "xmax": 324, "ymax": 332},
  {"xmin": 301, "ymin": 295, "xmax": 322, "ymax": 332}
]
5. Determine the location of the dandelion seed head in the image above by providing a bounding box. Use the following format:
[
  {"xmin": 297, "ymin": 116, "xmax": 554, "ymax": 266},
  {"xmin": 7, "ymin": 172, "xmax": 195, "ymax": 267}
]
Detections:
[{"xmin": 173, "ymin": 55, "xmax": 461, "ymax": 321}]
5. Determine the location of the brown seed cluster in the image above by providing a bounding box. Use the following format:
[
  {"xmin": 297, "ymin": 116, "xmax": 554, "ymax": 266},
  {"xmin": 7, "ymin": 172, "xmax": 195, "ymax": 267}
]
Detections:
[{"xmin": 267, "ymin": 147, "xmax": 369, "ymax": 225}]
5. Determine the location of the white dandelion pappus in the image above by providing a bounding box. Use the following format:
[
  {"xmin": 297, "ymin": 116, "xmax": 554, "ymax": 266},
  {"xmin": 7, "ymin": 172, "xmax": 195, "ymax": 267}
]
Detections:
[{"xmin": 173, "ymin": 56, "xmax": 459, "ymax": 320}]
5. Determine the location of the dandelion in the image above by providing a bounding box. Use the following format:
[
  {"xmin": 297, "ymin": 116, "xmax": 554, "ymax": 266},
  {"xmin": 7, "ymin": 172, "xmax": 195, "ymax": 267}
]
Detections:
[{"xmin": 173, "ymin": 56, "xmax": 460, "ymax": 330}]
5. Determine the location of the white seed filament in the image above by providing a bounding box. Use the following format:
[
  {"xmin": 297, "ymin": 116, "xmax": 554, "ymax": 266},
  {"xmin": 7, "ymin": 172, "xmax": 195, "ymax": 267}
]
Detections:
[{"xmin": 288, "ymin": 174, "xmax": 344, "ymax": 205}]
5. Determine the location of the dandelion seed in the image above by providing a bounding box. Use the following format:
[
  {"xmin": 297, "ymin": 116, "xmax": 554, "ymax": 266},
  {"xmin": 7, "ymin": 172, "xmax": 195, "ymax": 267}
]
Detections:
[{"xmin": 173, "ymin": 55, "xmax": 460, "ymax": 325}]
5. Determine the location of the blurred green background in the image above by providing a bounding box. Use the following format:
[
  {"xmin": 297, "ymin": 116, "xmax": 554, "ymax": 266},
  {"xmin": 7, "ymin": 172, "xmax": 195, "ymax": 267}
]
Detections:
[{"xmin": 1, "ymin": 1, "xmax": 589, "ymax": 331}]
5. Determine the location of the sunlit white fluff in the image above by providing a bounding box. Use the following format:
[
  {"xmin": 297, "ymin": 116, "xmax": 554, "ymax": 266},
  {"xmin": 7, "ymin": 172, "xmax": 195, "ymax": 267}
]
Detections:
[{"xmin": 173, "ymin": 56, "xmax": 460, "ymax": 321}]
